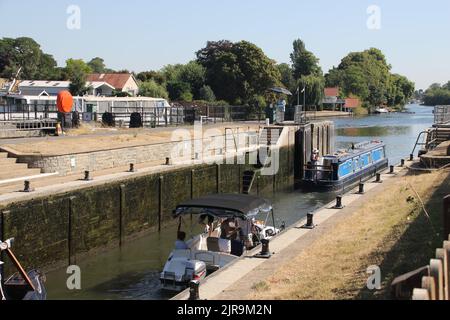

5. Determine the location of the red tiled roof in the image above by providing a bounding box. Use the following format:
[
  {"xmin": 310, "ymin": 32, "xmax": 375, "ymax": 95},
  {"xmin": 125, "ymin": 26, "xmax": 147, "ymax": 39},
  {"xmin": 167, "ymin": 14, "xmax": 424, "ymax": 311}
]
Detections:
[
  {"xmin": 324, "ymin": 87, "xmax": 339, "ymax": 97},
  {"xmin": 344, "ymin": 98, "xmax": 361, "ymax": 108},
  {"xmin": 86, "ymin": 73, "xmax": 133, "ymax": 90}
]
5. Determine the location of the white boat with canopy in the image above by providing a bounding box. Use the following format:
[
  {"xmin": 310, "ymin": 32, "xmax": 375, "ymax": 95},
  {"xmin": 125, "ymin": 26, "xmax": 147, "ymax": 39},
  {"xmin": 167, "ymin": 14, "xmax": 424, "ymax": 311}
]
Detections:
[{"xmin": 160, "ymin": 194, "xmax": 282, "ymax": 292}]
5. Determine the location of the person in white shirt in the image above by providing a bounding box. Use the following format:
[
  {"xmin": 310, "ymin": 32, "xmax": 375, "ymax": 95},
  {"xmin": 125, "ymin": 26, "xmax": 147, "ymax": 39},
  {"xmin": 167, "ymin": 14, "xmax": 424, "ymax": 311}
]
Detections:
[{"xmin": 175, "ymin": 231, "xmax": 189, "ymax": 250}]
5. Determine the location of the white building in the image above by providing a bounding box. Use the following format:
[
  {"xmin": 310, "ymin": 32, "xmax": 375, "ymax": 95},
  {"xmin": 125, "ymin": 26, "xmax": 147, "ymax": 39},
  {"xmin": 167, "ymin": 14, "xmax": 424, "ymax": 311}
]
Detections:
[{"xmin": 17, "ymin": 80, "xmax": 115, "ymax": 97}]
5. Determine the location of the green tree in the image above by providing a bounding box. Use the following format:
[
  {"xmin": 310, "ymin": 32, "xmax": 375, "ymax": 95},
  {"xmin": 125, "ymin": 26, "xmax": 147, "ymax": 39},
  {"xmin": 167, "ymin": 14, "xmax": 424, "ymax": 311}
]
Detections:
[
  {"xmin": 65, "ymin": 59, "xmax": 92, "ymax": 96},
  {"xmin": 423, "ymin": 82, "xmax": 450, "ymax": 105},
  {"xmin": 277, "ymin": 63, "xmax": 296, "ymax": 93},
  {"xmin": 290, "ymin": 39, "xmax": 322, "ymax": 79},
  {"xmin": 88, "ymin": 57, "xmax": 107, "ymax": 73},
  {"xmin": 298, "ymin": 75, "xmax": 325, "ymax": 106},
  {"xmin": 136, "ymin": 70, "xmax": 166, "ymax": 85},
  {"xmin": 0, "ymin": 37, "xmax": 60, "ymax": 80},
  {"xmin": 325, "ymin": 48, "xmax": 413, "ymax": 107},
  {"xmin": 167, "ymin": 80, "xmax": 192, "ymax": 101},
  {"xmin": 197, "ymin": 40, "xmax": 280, "ymax": 104},
  {"xmin": 199, "ymin": 85, "xmax": 216, "ymax": 102},
  {"xmin": 138, "ymin": 80, "xmax": 169, "ymax": 99}
]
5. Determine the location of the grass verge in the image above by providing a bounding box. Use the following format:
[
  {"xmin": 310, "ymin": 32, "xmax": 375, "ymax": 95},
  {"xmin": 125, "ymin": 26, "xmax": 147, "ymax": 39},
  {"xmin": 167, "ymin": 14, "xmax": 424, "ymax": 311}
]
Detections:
[{"xmin": 248, "ymin": 170, "xmax": 450, "ymax": 300}]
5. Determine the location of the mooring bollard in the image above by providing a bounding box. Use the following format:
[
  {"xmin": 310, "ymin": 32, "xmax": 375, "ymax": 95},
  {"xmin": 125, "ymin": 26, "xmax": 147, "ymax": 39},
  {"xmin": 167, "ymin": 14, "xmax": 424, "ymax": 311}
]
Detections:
[
  {"xmin": 358, "ymin": 183, "xmax": 365, "ymax": 194},
  {"xmin": 189, "ymin": 280, "xmax": 200, "ymax": 300},
  {"xmin": 410, "ymin": 154, "xmax": 414, "ymax": 162},
  {"xmin": 255, "ymin": 239, "xmax": 271, "ymax": 259},
  {"xmin": 334, "ymin": 196, "xmax": 344, "ymax": 209},
  {"xmin": 23, "ymin": 180, "xmax": 33, "ymax": 193},
  {"xmin": 376, "ymin": 173, "xmax": 382, "ymax": 183},
  {"xmin": 165, "ymin": 157, "xmax": 171, "ymax": 165},
  {"xmin": 129, "ymin": 163, "xmax": 135, "ymax": 172},
  {"xmin": 401, "ymin": 159, "xmax": 405, "ymax": 167},
  {"xmin": 390, "ymin": 165, "xmax": 395, "ymax": 174},
  {"xmin": 84, "ymin": 171, "xmax": 92, "ymax": 181},
  {"xmin": 302, "ymin": 213, "xmax": 316, "ymax": 229}
]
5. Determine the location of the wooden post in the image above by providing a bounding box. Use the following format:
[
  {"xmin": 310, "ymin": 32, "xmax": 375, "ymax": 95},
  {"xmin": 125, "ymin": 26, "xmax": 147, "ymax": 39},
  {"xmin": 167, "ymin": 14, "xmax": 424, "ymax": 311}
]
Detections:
[
  {"xmin": 444, "ymin": 195, "xmax": 450, "ymax": 241},
  {"xmin": 430, "ymin": 259, "xmax": 444, "ymax": 300}
]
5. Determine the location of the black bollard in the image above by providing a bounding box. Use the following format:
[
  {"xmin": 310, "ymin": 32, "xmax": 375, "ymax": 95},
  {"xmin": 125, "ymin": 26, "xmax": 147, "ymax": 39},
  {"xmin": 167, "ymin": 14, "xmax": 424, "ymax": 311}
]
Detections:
[
  {"xmin": 390, "ymin": 165, "xmax": 395, "ymax": 174},
  {"xmin": 189, "ymin": 280, "xmax": 200, "ymax": 300},
  {"xmin": 334, "ymin": 196, "xmax": 344, "ymax": 209},
  {"xmin": 401, "ymin": 159, "xmax": 405, "ymax": 167},
  {"xmin": 84, "ymin": 171, "xmax": 92, "ymax": 181},
  {"xmin": 302, "ymin": 213, "xmax": 316, "ymax": 229},
  {"xmin": 165, "ymin": 157, "xmax": 171, "ymax": 165},
  {"xmin": 410, "ymin": 154, "xmax": 414, "ymax": 162},
  {"xmin": 23, "ymin": 180, "xmax": 34, "ymax": 192},
  {"xmin": 376, "ymin": 173, "xmax": 382, "ymax": 183},
  {"xmin": 129, "ymin": 163, "xmax": 135, "ymax": 172},
  {"xmin": 255, "ymin": 239, "xmax": 271, "ymax": 259},
  {"xmin": 358, "ymin": 183, "xmax": 365, "ymax": 194}
]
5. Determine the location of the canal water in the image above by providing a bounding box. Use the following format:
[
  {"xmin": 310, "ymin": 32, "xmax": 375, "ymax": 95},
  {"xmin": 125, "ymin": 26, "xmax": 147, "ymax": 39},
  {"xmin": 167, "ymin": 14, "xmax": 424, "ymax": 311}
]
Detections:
[{"xmin": 45, "ymin": 104, "xmax": 434, "ymax": 300}]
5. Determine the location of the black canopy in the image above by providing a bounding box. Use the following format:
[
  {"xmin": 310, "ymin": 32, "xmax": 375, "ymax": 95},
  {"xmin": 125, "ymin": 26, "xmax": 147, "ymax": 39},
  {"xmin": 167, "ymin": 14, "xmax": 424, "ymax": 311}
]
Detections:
[{"xmin": 174, "ymin": 194, "xmax": 272, "ymax": 220}]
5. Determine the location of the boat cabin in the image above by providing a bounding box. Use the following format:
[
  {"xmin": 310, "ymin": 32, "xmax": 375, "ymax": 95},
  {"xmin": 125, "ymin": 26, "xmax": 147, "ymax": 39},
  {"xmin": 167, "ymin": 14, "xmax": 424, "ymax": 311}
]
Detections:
[{"xmin": 303, "ymin": 141, "xmax": 389, "ymax": 191}]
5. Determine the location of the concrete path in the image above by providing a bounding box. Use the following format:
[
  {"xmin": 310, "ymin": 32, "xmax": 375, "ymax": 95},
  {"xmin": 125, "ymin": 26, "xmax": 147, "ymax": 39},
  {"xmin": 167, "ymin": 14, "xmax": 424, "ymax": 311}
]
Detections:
[{"xmin": 173, "ymin": 164, "xmax": 409, "ymax": 300}]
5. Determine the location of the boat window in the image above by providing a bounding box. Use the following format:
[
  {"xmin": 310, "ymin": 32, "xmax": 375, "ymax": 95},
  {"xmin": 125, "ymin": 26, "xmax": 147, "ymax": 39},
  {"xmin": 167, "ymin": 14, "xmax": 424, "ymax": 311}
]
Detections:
[
  {"xmin": 338, "ymin": 159, "xmax": 353, "ymax": 178},
  {"xmin": 353, "ymin": 157, "xmax": 360, "ymax": 172},
  {"xmin": 360, "ymin": 153, "xmax": 371, "ymax": 168},
  {"xmin": 372, "ymin": 148, "xmax": 385, "ymax": 162}
]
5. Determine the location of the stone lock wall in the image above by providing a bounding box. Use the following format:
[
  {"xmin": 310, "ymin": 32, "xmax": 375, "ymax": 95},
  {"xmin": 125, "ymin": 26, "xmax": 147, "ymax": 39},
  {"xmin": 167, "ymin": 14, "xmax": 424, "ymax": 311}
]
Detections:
[{"xmin": 0, "ymin": 151, "xmax": 294, "ymax": 274}]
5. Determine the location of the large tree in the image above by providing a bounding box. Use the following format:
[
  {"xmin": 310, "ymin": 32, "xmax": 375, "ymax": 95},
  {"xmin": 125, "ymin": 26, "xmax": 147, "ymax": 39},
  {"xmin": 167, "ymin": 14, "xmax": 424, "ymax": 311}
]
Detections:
[
  {"xmin": 290, "ymin": 39, "xmax": 322, "ymax": 79},
  {"xmin": 325, "ymin": 48, "xmax": 414, "ymax": 107},
  {"xmin": 197, "ymin": 40, "xmax": 280, "ymax": 104},
  {"xmin": 87, "ymin": 57, "xmax": 109, "ymax": 73},
  {"xmin": 0, "ymin": 37, "xmax": 60, "ymax": 80},
  {"xmin": 288, "ymin": 39, "xmax": 324, "ymax": 106},
  {"xmin": 138, "ymin": 80, "xmax": 169, "ymax": 99},
  {"xmin": 64, "ymin": 59, "xmax": 92, "ymax": 96},
  {"xmin": 423, "ymin": 82, "xmax": 450, "ymax": 105}
]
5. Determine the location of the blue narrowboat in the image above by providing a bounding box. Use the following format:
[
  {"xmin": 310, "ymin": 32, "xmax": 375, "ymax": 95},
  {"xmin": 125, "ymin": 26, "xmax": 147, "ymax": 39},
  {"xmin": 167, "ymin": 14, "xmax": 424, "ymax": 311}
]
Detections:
[{"xmin": 303, "ymin": 141, "xmax": 389, "ymax": 192}]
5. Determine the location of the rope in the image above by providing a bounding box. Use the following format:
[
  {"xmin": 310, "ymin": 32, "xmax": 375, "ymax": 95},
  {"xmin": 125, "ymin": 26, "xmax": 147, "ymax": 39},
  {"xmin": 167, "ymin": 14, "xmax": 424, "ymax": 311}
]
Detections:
[{"xmin": 407, "ymin": 182, "xmax": 438, "ymax": 235}]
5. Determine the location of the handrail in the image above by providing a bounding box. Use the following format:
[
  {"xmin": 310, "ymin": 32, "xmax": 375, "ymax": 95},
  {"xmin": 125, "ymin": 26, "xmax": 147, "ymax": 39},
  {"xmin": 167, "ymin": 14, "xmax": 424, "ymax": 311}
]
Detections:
[{"xmin": 411, "ymin": 130, "xmax": 430, "ymax": 155}]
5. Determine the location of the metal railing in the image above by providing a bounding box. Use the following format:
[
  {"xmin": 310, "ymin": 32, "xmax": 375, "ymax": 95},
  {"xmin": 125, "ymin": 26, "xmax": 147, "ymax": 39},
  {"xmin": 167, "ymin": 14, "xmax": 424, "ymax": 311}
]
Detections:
[{"xmin": 435, "ymin": 105, "xmax": 450, "ymax": 125}]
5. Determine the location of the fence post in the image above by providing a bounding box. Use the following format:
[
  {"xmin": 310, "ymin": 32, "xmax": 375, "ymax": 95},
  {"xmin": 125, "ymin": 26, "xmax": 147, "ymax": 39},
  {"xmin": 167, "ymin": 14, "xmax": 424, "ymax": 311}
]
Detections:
[{"xmin": 444, "ymin": 195, "xmax": 450, "ymax": 241}]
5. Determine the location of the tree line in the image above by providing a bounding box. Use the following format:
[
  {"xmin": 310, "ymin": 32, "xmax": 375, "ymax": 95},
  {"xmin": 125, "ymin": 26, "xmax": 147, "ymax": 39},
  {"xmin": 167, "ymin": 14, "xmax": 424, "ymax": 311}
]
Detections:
[
  {"xmin": 0, "ymin": 36, "xmax": 415, "ymax": 109},
  {"xmin": 421, "ymin": 82, "xmax": 450, "ymax": 106}
]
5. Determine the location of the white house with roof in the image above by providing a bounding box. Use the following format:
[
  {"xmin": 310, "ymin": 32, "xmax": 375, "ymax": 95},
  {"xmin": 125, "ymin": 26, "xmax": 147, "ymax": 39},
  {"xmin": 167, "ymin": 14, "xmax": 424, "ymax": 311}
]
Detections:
[{"xmin": 17, "ymin": 80, "xmax": 115, "ymax": 97}]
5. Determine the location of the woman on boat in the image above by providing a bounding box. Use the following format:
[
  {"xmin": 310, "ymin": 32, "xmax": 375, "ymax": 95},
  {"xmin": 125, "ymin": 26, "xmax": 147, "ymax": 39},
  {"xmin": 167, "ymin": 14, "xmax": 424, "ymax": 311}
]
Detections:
[{"xmin": 199, "ymin": 214, "xmax": 215, "ymax": 236}]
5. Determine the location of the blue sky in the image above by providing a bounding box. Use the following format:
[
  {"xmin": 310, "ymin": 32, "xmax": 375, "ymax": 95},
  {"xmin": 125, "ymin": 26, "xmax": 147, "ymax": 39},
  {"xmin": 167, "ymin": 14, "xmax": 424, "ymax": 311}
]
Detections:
[{"xmin": 1, "ymin": 0, "xmax": 449, "ymax": 89}]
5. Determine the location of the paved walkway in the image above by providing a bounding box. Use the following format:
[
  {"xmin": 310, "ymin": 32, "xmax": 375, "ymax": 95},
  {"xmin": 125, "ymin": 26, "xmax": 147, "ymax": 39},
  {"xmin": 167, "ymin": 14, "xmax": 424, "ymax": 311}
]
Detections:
[{"xmin": 173, "ymin": 164, "xmax": 409, "ymax": 300}]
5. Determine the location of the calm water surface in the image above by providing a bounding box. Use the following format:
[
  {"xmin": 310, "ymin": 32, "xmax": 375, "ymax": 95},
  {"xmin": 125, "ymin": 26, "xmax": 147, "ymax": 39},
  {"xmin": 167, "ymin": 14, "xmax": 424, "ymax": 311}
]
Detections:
[{"xmin": 46, "ymin": 104, "xmax": 434, "ymax": 300}]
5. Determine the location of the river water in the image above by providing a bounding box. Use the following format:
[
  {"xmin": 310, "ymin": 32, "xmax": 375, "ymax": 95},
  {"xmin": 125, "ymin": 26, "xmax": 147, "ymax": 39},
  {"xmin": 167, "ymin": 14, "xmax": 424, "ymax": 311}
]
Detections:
[{"xmin": 45, "ymin": 104, "xmax": 434, "ymax": 300}]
